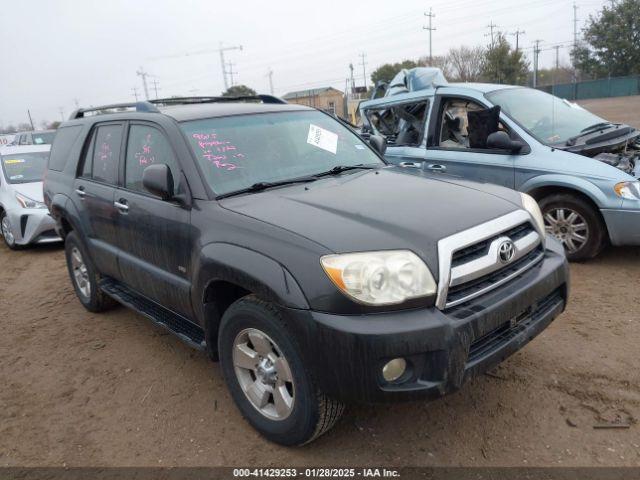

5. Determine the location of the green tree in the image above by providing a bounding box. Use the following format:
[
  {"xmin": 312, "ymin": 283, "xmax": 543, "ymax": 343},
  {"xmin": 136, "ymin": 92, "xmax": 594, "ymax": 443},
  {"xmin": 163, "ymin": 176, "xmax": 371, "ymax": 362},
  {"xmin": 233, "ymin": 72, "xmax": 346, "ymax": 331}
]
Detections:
[
  {"xmin": 222, "ymin": 85, "xmax": 257, "ymax": 97},
  {"xmin": 482, "ymin": 33, "xmax": 529, "ymax": 85},
  {"xmin": 573, "ymin": 0, "xmax": 640, "ymax": 78},
  {"xmin": 370, "ymin": 60, "xmax": 419, "ymax": 86}
]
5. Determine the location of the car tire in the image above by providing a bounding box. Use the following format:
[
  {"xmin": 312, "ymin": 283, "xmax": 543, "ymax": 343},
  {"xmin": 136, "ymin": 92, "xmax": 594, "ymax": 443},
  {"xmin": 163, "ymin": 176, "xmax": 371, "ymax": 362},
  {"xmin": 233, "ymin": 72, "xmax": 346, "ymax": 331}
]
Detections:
[
  {"xmin": 64, "ymin": 231, "xmax": 116, "ymax": 312},
  {"xmin": 218, "ymin": 295, "xmax": 344, "ymax": 446},
  {"xmin": 539, "ymin": 193, "xmax": 605, "ymax": 261},
  {"xmin": 1, "ymin": 210, "xmax": 22, "ymax": 250}
]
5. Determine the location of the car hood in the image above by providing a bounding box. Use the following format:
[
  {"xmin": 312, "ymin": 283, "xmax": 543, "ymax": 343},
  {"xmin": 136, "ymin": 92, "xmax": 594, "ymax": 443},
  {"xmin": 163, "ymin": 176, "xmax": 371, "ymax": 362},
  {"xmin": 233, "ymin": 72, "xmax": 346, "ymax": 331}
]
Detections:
[
  {"xmin": 10, "ymin": 181, "xmax": 44, "ymax": 202},
  {"xmin": 219, "ymin": 167, "xmax": 522, "ymax": 273}
]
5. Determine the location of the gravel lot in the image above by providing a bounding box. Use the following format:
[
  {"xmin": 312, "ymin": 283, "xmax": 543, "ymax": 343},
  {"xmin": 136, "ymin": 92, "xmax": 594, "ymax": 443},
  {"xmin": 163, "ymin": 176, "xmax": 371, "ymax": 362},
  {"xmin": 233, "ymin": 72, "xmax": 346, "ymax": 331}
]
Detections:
[{"xmin": 1, "ymin": 239, "xmax": 639, "ymax": 467}]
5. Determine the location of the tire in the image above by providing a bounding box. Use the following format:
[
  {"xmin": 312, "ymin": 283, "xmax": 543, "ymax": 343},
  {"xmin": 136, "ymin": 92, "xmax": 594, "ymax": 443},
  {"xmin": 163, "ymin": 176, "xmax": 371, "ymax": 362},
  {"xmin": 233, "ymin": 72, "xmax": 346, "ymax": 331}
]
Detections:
[
  {"xmin": 1, "ymin": 210, "xmax": 22, "ymax": 250},
  {"xmin": 64, "ymin": 231, "xmax": 116, "ymax": 312},
  {"xmin": 218, "ymin": 295, "xmax": 344, "ymax": 446},
  {"xmin": 539, "ymin": 193, "xmax": 605, "ymax": 261}
]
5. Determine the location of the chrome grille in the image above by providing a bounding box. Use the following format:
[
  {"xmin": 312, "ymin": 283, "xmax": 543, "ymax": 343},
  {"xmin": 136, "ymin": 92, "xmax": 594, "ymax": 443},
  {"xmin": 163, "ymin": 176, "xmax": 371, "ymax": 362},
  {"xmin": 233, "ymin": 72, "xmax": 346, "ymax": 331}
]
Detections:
[{"xmin": 435, "ymin": 210, "xmax": 544, "ymax": 310}]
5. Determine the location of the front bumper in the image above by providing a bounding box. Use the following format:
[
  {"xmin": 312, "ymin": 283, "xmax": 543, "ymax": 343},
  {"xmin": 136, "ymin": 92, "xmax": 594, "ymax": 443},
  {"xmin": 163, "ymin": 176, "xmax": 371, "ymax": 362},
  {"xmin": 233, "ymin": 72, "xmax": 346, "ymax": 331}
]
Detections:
[
  {"xmin": 601, "ymin": 206, "xmax": 640, "ymax": 246},
  {"xmin": 282, "ymin": 239, "xmax": 569, "ymax": 403},
  {"xmin": 6, "ymin": 208, "xmax": 61, "ymax": 245}
]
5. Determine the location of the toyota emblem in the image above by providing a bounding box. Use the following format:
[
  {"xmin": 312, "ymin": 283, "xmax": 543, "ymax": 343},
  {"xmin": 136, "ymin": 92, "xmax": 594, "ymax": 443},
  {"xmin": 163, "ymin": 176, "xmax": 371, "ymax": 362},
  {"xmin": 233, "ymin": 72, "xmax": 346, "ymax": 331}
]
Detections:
[{"xmin": 498, "ymin": 239, "xmax": 516, "ymax": 264}]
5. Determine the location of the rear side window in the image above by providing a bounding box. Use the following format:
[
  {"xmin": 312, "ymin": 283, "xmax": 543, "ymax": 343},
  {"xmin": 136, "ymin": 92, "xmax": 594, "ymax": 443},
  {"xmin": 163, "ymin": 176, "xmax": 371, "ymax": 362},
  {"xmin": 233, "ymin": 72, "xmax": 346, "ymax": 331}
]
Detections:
[
  {"xmin": 124, "ymin": 124, "xmax": 179, "ymax": 194},
  {"xmin": 91, "ymin": 125, "xmax": 122, "ymax": 184},
  {"xmin": 48, "ymin": 126, "xmax": 82, "ymax": 171},
  {"xmin": 364, "ymin": 100, "xmax": 429, "ymax": 146}
]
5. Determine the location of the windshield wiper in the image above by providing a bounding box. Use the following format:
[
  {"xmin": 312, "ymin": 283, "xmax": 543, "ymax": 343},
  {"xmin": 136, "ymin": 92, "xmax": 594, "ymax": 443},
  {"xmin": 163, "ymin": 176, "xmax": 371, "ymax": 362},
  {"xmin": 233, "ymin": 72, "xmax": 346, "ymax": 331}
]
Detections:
[
  {"xmin": 313, "ymin": 164, "xmax": 376, "ymax": 178},
  {"xmin": 566, "ymin": 122, "xmax": 616, "ymax": 145},
  {"xmin": 216, "ymin": 176, "xmax": 318, "ymax": 199}
]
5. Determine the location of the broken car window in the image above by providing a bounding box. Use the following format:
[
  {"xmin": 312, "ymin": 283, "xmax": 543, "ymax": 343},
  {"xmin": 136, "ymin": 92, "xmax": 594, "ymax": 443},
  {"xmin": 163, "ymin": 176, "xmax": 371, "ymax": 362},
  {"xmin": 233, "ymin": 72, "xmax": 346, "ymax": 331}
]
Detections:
[{"xmin": 364, "ymin": 101, "xmax": 429, "ymax": 147}]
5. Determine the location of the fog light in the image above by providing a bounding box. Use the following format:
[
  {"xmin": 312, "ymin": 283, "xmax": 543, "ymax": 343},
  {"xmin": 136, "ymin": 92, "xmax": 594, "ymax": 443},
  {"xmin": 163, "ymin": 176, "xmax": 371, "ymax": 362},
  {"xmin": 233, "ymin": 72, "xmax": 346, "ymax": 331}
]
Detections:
[{"xmin": 382, "ymin": 358, "xmax": 407, "ymax": 382}]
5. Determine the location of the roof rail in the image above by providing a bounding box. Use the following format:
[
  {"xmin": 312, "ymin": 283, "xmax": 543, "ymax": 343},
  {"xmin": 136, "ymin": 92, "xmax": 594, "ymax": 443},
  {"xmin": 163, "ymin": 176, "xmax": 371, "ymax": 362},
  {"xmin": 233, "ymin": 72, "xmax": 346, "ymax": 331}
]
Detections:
[
  {"xmin": 69, "ymin": 101, "xmax": 160, "ymax": 120},
  {"xmin": 149, "ymin": 94, "xmax": 287, "ymax": 106}
]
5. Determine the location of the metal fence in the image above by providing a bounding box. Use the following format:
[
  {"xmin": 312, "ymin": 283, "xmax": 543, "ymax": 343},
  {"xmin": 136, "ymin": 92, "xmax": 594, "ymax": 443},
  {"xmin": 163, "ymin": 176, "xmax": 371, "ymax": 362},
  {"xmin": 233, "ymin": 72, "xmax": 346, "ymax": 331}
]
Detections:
[{"xmin": 538, "ymin": 75, "xmax": 640, "ymax": 100}]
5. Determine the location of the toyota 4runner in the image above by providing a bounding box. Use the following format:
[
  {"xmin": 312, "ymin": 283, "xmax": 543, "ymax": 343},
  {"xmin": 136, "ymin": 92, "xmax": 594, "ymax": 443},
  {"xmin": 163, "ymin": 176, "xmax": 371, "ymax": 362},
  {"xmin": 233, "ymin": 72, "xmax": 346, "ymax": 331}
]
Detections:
[{"xmin": 44, "ymin": 95, "xmax": 569, "ymax": 445}]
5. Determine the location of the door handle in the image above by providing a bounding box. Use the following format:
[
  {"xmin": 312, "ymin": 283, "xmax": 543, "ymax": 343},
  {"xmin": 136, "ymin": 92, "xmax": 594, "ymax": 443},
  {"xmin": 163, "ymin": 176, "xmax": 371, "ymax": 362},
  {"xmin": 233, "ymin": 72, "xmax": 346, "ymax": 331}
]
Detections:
[
  {"xmin": 114, "ymin": 200, "xmax": 129, "ymax": 213},
  {"xmin": 75, "ymin": 187, "xmax": 86, "ymax": 198},
  {"xmin": 399, "ymin": 161, "xmax": 422, "ymax": 168},
  {"xmin": 426, "ymin": 164, "xmax": 446, "ymax": 173}
]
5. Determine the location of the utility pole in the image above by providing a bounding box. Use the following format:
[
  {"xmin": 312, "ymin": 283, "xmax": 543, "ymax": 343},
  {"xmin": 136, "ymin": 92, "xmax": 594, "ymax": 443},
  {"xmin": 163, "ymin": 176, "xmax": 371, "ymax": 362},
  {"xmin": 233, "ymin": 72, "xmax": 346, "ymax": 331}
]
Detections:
[
  {"xmin": 349, "ymin": 63, "xmax": 355, "ymax": 93},
  {"xmin": 510, "ymin": 29, "xmax": 525, "ymax": 51},
  {"xmin": 73, "ymin": 98, "xmax": 80, "ymax": 108},
  {"xmin": 27, "ymin": 109, "xmax": 35, "ymax": 130},
  {"xmin": 151, "ymin": 79, "xmax": 160, "ymax": 99},
  {"xmin": 553, "ymin": 45, "xmax": 561, "ymax": 85},
  {"xmin": 572, "ymin": 1, "xmax": 579, "ymax": 84},
  {"xmin": 132, "ymin": 87, "xmax": 139, "ymax": 101},
  {"xmin": 423, "ymin": 8, "xmax": 436, "ymax": 64},
  {"xmin": 226, "ymin": 62, "xmax": 237, "ymax": 86},
  {"xmin": 58, "ymin": 107, "xmax": 65, "ymax": 121},
  {"xmin": 266, "ymin": 68, "xmax": 274, "ymax": 94},
  {"xmin": 533, "ymin": 40, "xmax": 542, "ymax": 88},
  {"xmin": 136, "ymin": 67, "xmax": 150, "ymax": 100},
  {"xmin": 486, "ymin": 21, "xmax": 499, "ymax": 50},
  {"xmin": 359, "ymin": 53, "xmax": 367, "ymax": 89},
  {"xmin": 218, "ymin": 43, "xmax": 243, "ymax": 90}
]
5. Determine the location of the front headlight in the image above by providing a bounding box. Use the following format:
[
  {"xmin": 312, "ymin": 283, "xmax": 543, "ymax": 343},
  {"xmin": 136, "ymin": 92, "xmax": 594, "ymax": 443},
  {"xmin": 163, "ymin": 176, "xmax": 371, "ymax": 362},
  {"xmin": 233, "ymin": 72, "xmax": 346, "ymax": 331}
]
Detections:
[
  {"xmin": 614, "ymin": 181, "xmax": 640, "ymax": 200},
  {"xmin": 15, "ymin": 192, "xmax": 47, "ymax": 209},
  {"xmin": 520, "ymin": 192, "xmax": 546, "ymax": 237},
  {"xmin": 320, "ymin": 250, "xmax": 436, "ymax": 306}
]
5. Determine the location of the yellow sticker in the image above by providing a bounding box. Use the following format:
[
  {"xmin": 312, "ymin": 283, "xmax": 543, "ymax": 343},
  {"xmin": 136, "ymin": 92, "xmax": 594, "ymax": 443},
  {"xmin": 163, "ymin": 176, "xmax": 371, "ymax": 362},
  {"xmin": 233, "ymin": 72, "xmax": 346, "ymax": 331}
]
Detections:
[{"xmin": 4, "ymin": 159, "xmax": 25, "ymax": 164}]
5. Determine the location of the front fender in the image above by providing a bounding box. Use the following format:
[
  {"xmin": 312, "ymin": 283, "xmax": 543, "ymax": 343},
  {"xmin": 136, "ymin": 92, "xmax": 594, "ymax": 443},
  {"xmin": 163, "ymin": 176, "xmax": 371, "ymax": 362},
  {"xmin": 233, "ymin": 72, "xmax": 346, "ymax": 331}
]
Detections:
[
  {"xmin": 192, "ymin": 242, "xmax": 309, "ymax": 324},
  {"xmin": 520, "ymin": 174, "xmax": 610, "ymax": 208}
]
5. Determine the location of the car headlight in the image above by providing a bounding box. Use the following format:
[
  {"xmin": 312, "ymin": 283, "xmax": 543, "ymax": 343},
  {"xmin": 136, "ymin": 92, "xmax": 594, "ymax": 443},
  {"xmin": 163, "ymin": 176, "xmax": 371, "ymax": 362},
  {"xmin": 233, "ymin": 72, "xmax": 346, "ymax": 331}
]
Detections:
[
  {"xmin": 320, "ymin": 250, "xmax": 436, "ymax": 306},
  {"xmin": 614, "ymin": 181, "xmax": 640, "ymax": 200},
  {"xmin": 15, "ymin": 192, "xmax": 47, "ymax": 209},
  {"xmin": 520, "ymin": 192, "xmax": 546, "ymax": 238}
]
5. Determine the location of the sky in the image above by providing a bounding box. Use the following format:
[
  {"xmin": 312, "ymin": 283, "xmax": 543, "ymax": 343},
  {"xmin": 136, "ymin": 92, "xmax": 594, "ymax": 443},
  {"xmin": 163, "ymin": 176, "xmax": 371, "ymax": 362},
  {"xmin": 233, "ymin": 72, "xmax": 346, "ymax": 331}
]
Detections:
[{"xmin": 0, "ymin": 0, "xmax": 604, "ymax": 128}]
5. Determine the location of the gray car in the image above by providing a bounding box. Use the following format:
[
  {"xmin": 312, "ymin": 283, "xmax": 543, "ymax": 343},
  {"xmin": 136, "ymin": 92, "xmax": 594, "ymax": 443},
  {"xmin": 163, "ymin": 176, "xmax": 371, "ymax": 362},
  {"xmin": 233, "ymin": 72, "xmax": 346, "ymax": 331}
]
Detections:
[
  {"xmin": 0, "ymin": 144, "xmax": 61, "ymax": 249},
  {"xmin": 360, "ymin": 68, "xmax": 640, "ymax": 261}
]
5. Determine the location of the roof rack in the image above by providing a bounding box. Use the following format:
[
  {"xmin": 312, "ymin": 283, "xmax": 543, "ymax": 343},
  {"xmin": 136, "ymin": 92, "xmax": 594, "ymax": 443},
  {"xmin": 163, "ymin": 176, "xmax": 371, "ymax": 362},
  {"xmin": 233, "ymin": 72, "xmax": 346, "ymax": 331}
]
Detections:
[
  {"xmin": 69, "ymin": 101, "xmax": 160, "ymax": 120},
  {"xmin": 149, "ymin": 94, "xmax": 287, "ymax": 106}
]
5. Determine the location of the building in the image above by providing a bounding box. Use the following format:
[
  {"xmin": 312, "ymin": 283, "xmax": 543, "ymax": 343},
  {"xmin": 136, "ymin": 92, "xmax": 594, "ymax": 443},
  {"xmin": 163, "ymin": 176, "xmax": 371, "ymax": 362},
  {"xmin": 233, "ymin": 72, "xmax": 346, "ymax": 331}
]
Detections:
[{"xmin": 282, "ymin": 87, "xmax": 345, "ymax": 117}]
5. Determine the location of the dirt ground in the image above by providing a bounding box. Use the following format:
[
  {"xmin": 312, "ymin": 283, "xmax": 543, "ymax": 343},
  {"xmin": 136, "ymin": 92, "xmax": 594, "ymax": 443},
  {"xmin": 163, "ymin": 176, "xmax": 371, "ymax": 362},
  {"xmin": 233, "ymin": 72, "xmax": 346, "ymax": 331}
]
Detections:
[
  {"xmin": 578, "ymin": 95, "xmax": 640, "ymax": 129},
  {"xmin": 1, "ymin": 240, "xmax": 639, "ymax": 468}
]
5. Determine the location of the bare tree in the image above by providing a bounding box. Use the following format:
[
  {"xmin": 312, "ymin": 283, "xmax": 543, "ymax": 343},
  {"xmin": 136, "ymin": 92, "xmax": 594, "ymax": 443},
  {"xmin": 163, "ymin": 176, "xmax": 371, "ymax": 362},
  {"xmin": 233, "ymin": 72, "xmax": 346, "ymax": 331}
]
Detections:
[
  {"xmin": 447, "ymin": 46, "xmax": 485, "ymax": 82},
  {"xmin": 418, "ymin": 55, "xmax": 454, "ymax": 79}
]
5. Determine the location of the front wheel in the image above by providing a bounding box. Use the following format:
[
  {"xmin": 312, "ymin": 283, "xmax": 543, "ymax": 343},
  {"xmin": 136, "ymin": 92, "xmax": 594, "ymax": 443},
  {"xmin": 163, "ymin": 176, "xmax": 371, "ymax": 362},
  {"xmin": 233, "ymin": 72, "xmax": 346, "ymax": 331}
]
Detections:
[
  {"xmin": 539, "ymin": 193, "xmax": 605, "ymax": 261},
  {"xmin": 218, "ymin": 296, "xmax": 344, "ymax": 446},
  {"xmin": 1, "ymin": 211, "xmax": 21, "ymax": 250}
]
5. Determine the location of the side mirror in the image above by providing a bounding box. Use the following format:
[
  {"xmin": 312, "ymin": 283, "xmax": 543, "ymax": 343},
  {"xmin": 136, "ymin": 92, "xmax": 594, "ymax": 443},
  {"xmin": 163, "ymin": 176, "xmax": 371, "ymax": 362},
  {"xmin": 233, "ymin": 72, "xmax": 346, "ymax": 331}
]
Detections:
[
  {"xmin": 369, "ymin": 134, "xmax": 387, "ymax": 155},
  {"xmin": 487, "ymin": 131, "xmax": 524, "ymax": 153},
  {"xmin": 142, "ymin": 164, "xmax": 174, "ymax": 200}
]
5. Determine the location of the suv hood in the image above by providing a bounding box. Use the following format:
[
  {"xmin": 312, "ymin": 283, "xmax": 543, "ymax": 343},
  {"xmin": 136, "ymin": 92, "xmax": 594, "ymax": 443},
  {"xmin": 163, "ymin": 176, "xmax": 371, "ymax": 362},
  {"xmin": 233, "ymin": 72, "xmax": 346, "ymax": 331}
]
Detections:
[{"xmin": 219, "ymin": 167, "xmax": 522, "ymax": 273}]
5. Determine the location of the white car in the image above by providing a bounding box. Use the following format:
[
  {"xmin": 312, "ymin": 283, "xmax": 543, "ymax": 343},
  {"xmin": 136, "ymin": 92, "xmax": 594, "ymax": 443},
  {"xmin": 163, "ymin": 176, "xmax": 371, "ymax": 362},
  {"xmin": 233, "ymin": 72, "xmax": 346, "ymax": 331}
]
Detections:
[{"xmin": 0, "ymin": 145, "xmax": 61, "ymax": 249}]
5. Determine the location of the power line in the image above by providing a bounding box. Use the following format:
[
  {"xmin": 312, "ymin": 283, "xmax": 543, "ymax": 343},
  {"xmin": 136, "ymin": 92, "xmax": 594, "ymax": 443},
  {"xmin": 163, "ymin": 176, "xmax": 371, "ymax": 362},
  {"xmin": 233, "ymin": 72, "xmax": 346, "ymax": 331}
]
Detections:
[
  {"xmin": 151, "ymin": 79, "xmax": 160, "ymax": 99},
  {"xmin": 423, "ymin": 7, "xmax": 436, "ymax": 63},
  {"xmin": 533, "ymin": 39, "xmax": 543, "ymax": 88},
  {"xmin": 219, "ymin": 43, "xmax": 243, "ymax": 90},
  {"xmin": 485, "ymin": 21, "xmax": 500, "ymax": 49},
  {"xmin": 510, "ymin": 29, "xmax": 526, "ymax": 51},
  {"xmin": 131, "ymin": 87, "xmax": 139, "ymax": 101},
  {"xmin": 136, "ymin": 67, "xmax": 150, "ymax": 100}
]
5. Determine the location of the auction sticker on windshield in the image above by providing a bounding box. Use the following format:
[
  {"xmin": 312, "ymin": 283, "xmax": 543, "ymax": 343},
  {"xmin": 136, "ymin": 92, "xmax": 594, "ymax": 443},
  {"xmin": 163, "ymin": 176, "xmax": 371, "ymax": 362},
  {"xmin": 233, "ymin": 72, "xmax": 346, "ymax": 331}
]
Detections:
[{"xmin": 307, "ymin": 124, "xmax": 338, "ymax": 154}]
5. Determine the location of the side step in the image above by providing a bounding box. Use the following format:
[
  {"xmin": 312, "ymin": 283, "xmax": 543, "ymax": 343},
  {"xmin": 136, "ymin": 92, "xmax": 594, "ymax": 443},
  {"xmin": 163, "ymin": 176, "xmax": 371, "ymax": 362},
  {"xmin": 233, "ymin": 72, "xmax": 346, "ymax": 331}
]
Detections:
[{"xmin": 99, "ymin": 278, "xmax": 205, "ymax": 350}]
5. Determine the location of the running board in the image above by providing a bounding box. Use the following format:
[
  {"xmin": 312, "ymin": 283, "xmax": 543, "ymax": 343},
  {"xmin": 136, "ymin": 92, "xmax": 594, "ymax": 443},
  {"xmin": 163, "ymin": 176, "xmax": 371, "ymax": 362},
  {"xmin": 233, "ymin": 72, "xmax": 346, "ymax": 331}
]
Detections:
[{"xmin": 99, "ymin": 278, "xmax": 205, "ymax": 350}]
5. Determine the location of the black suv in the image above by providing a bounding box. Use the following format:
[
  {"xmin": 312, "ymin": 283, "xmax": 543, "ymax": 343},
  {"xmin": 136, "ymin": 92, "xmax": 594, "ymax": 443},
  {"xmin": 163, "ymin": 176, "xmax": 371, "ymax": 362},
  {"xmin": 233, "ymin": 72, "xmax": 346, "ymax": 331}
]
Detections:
[{"xmin": 44, "ymin": 95, "xmax": 569, "ymax": 445}]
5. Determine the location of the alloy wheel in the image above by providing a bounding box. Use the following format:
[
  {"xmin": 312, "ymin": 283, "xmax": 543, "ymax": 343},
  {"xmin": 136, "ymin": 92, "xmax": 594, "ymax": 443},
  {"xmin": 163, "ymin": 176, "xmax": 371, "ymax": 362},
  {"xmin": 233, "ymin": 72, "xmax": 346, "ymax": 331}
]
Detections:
[
  {"xmin": 1, "ymin": 216, "xmax": 15, "ymax": 246},
  {"xmin": 70, "ymin": 247, "xmax": 91, "ymax": 298},
  {"xmin": 544, "ymin": 208, "xmax": 589, "ymax": 254},
  {"xmin": 232, "ymin": 328, "xmax": 295, "ymax": 421}
]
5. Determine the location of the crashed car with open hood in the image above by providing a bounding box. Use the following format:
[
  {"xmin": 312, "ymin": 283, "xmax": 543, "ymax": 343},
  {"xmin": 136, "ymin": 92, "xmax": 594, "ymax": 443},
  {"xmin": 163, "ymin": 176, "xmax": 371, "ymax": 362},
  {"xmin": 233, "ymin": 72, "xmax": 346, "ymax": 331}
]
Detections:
[{"xmin": 360, "ymin": 67, "xmax": 640, "ymax": 261}]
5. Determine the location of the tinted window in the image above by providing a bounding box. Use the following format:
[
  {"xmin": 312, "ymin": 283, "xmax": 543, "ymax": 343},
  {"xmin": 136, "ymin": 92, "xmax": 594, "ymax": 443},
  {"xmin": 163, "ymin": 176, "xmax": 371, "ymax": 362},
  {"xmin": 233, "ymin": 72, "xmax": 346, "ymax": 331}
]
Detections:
[
  {"xmin": 33, "ymin": 131, "xmax": 56, "ymax": 145},
  {"xmin": 48, "ymin": 126, "xmax": 82, "ymax": 171},
  {"xmin": 125, "ymin": 124, "xmax": 179, "ymax": 194},
  {"xmin": 1, "ymin": 152, "xmax": 50, "ymax": 184},
  {"xmin": 180, "ymin": 110, "xmax": 382, "ymax": 196},
  {"xmin": 91, "ymin": 125, "xmax": 122, "ymax": 184}
]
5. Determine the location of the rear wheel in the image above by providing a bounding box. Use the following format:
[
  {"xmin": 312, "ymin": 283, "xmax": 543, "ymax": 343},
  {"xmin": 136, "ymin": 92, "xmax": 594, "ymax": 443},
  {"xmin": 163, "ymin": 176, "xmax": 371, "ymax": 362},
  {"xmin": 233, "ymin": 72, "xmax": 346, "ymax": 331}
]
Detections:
[
  {"xmin": 1, "ymin": 211, "xmax": 21, "ymax": 250},
  {"xmin": 218, "ymin": 295, "xmax": 344, "ymax": 445},
  {"xmin": 539, "ymin": 193, "xmax": 605, "ymax": 261},
  {"xmin": 64, "ymin": 231, "xmax": 116, "ymax": 312}
]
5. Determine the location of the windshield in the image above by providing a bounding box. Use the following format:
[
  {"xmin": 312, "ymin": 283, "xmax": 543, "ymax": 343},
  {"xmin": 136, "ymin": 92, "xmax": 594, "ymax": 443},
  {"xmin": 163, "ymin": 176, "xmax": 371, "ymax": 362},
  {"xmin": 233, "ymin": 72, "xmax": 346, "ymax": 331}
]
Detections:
[
  {"xmin": 32, "ymin": 131, "xmax": 56, "ymax": 145},
  {"xmin": 486, "ymin": 88, "xmax": 607, "ymax": 145},
  {"xmin": 180, "ymin": 110, "xmax": 383, "ymax": 196},
  {"xmin": 1, "ymin": 152, "xmax": 50, "ymax": 184}
]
